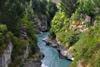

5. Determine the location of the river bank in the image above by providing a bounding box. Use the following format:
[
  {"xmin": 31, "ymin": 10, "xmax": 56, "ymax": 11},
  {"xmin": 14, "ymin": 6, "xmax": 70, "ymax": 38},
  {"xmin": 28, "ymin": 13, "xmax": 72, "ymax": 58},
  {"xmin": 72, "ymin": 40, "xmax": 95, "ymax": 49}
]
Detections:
[
  {"xmin": 42, "ymin": 35, "xmax": 74, "ymax": 61},
  {"xmin": 23, "ymin": 32, "xmax": 72, "ymax": 67},
  {"xmin": 22, "ymin": 32, "xmax": 72, "ymax": 67},
  {"xmin": 37, "ymin": 32, "xmax": 71, "ymax": 67}
]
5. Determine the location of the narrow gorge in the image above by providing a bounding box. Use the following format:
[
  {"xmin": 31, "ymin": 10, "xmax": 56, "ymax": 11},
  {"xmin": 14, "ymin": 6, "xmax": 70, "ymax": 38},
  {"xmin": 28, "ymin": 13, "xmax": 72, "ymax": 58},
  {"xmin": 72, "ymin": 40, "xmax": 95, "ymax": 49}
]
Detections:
[{"xmin": 0, "ymin": 0, "xmax": 100, "ymax": 67}]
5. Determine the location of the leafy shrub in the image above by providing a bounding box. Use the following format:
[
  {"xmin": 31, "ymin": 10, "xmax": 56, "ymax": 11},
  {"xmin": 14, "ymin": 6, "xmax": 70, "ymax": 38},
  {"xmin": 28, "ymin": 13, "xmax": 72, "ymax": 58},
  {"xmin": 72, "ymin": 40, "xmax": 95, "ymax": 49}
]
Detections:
[
  {"xmin": 0, "ymin": 24, "xmax": 12, "ymax": 55},
  {"xmin": 61, "ymin": 0, "xmax": 77, "ymax": 17},
  {"xmin": 77, "ymin": 0, "xmax": 94, "ymax": 15},
  {"xmin": 0, "ymin": 24, "xmax": 7, "ymax": 33},
  {"xmin": 0, "ymin": 24, "xmax": 7, "ymax": 47},
  {"xmin": 51, "ymin": 11, "xmax": 69, "ymax": 33},
  {"xmin": 68, "ymin": 34, "xmax": 79, "ymax": 46}
]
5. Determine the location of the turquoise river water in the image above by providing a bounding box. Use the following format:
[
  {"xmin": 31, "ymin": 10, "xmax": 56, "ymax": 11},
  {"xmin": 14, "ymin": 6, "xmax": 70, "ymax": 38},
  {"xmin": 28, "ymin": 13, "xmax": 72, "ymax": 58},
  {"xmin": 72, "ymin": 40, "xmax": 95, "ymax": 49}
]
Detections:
[{"xmin": 37, "ymin": 32, "xmax": 71, "ymax": 67}]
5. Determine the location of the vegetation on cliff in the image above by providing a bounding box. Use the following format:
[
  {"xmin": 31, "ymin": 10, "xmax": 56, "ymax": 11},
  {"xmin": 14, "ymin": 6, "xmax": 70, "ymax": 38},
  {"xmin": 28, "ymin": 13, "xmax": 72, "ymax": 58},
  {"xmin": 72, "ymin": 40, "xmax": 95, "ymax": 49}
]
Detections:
[
  {"xmin": 0, "ymin": 0, "xmax": 57, "ymax": 66},
  {"xmin": 0, "ymin": 0, "xmax": 37, "ymax": 66},
  {"xmin": 51, "ymin": 0, "xmax": 100, "ymax": 67},
  {"xmin": 0, "ymin": 0, "xmax": 100, "ymax": 67}
]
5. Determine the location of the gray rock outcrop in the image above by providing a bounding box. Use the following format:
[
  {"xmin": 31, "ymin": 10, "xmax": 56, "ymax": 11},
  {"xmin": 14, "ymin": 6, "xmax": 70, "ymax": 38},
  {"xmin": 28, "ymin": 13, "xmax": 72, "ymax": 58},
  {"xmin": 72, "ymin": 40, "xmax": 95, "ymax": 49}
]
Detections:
[
  {"xmin": 0, "ymin": 42, "xmax": 13, "ymax": 67},
  {"xmin": 34, "ymin": 15, "xmax": 48, "ymax": 32}
]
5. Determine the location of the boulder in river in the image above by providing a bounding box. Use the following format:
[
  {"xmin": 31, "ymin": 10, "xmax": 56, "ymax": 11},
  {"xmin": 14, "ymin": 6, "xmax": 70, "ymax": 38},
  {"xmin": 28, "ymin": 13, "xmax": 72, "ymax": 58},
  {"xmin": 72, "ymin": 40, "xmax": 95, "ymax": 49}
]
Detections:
[{"xmin": 42, "ymin": 36, "xmax": 58, "ymax": 47}]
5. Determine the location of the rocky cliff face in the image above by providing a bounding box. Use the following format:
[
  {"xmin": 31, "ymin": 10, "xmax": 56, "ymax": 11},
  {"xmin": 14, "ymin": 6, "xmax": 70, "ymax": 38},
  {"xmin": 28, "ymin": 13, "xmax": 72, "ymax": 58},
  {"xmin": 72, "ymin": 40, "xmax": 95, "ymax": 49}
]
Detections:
[
  {"xmin": 0, "ymin": 42, "xmax": 13, "ymax": 67},
  {"xmin": 23, "ymin": 45, "xmax": 30, "ymax": 61},
  {"xmin": 20, "ymin": 44, "xmax": 30, "ymax": 64},
  {"xmin": 0, "ymin": 41, "xmax": 31, "ymax": 67},
  {"xmin": 34, "ymin": 15, "xmax": 48, "ymax": 33}
]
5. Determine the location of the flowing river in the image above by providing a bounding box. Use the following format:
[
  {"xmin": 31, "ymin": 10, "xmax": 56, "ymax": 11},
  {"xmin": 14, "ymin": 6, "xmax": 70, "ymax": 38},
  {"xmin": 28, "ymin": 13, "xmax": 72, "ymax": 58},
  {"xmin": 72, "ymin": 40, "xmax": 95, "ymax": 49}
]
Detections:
[{"xmin": 37, "ymin": 32, "xmax": 71, "ymax": 67}]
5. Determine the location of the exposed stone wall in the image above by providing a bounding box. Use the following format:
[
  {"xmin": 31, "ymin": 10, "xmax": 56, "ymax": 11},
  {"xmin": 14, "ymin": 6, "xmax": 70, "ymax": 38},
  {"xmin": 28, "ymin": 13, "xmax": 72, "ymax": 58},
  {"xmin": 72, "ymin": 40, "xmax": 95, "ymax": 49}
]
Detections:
[
  {"xmin": 22, "ymin": 44, "xmax": 30, "ymax": 63},
  {"xmin": 34, "ymin": 15, "xmax": 48, "ymax": 32},
  {"xmin": 0, "ymin": 42, "xmax": 13, "ymax": 67}
]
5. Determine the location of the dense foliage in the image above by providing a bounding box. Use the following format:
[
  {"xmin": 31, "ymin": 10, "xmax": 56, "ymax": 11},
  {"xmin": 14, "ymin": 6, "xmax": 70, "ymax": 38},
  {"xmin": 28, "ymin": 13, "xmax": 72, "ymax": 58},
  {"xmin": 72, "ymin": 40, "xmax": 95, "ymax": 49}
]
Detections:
[
  {"xmin": 61, "ymin": 0, "xmax": 77, "ymax": 17},
  {"xmin": 0, "ymin": 0, "xmax": 37, "ymax": 66},
  {"xmin": 51, "ymin": 0, "xmax": 100, "ymax": 67},
  {"xmin": 0, "ymin": 0, "xmax": 100, "ymax": 67},
  {"xmin": 0, "ymin": 24, "xmax": 8, "ymax": 54}
]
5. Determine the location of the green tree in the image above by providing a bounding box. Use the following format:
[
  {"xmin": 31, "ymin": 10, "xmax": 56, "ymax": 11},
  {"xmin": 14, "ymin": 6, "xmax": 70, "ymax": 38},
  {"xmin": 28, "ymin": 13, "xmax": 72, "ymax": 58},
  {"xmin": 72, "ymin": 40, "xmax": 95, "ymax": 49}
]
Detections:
[{"xmin": 61, "ymin": 0, "xmax": 78, "ymax": 17}]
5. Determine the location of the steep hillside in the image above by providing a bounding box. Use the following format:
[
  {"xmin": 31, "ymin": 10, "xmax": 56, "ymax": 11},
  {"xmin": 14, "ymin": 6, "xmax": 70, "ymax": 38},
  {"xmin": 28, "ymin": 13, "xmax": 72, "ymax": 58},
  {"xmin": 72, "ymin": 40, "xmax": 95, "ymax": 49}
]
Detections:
[{"xmin": 50, "ymin": 0, "xmax": 100, "ymax": 67}]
